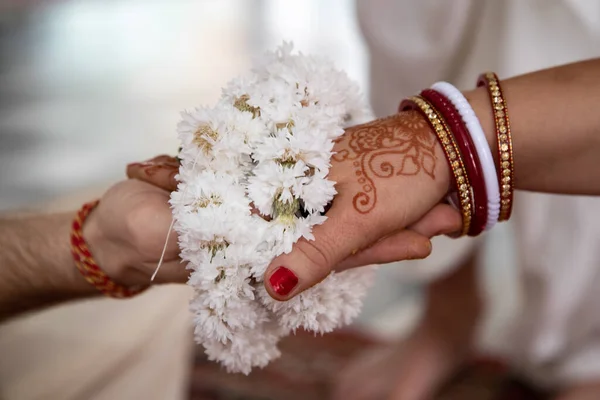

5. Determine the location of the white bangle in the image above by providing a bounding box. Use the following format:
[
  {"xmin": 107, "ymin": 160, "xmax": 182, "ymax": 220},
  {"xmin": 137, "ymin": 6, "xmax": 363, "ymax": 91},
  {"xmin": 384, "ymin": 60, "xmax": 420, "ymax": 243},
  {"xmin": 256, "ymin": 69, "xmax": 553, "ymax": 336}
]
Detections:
[{"xmin": 431, "ymin": 81, "xmax": 500, "ymax": 231}]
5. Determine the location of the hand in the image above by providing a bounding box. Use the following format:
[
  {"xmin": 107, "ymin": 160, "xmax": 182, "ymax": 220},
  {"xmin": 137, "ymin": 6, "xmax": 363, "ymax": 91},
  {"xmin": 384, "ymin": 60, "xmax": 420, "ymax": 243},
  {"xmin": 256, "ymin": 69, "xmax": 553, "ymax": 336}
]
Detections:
[
  {"xmin": 83, "ymin": 178, "xmax": 187, "ymax": 287},
  {"xmin": 333, "ymin": 326, "xmax": 466, "ymax": 400},
  {"xmin": 126, "ymin": 154, "xmax": 180, "ymax": 191},
  {"xmin": 125, "ymin": 153, "xmax": 460, "ymax": 285},
  {"xmin": 264, "ymin": 111, "xmax": 457, "ymax": 299}
]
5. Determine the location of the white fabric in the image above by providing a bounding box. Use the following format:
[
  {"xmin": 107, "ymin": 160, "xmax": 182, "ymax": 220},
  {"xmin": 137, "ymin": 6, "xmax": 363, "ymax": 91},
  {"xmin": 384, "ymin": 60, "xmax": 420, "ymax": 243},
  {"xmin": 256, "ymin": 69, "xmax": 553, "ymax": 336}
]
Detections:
[
  {"xmin": 0, "ymin": 286, "xmax": 194, "ymax": 400},
  {"xmin": 358, "ymin": 0, "xmax": 600, "ymax": 389}
]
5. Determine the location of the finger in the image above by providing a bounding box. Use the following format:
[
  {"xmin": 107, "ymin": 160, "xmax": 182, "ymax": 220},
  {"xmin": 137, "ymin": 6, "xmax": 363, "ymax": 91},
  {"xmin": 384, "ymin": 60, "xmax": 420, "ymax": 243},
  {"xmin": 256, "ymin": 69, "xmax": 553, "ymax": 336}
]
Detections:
[
  {"xmin": 335, "ymin": 203, "xmax": 461, "ymax": 271},
  {"xmin": 126, "ymin": 155, "xmax": 179, "ymax": 191},
  {"xmin": 409, "ymin": 203, "xmax": 462, "ymax": 237},
  {"xmin": 334, "ymin": 231, "xmax": 432, "ymax": 272},
  {"xmin": 263, "ymin": 193, "xmax": 386, "ymax": 300},
  {"xmin": 149, "ymin": 258, "xmax": 189, "ymax": 284}
]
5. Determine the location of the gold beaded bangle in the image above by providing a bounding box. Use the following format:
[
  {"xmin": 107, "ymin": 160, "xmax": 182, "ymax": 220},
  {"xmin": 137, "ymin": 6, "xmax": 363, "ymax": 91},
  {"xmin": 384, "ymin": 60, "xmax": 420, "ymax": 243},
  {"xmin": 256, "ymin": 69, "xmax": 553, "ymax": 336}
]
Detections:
[
  {"xmin": 477, "ymin": 72, "xmax": 514, "ymax": 222},
  {"xmin": 400, "ymin": 95, "xmax": 473, "ymax": 236}
]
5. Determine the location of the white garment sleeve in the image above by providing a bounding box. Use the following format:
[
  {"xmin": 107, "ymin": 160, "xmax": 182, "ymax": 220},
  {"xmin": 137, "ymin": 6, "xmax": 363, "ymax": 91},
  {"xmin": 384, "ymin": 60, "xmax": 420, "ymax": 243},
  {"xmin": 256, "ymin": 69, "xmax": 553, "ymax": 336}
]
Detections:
[{"xmin": 357, "ymin": 0, "xmax": 479, "ymax": 117}]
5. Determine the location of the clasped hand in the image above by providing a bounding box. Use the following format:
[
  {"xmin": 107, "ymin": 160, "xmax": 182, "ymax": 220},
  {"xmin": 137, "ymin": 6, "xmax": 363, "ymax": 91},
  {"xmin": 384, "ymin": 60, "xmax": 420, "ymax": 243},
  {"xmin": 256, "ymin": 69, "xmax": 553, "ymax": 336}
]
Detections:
[{"xmin": 88, "ymin": 112, "xmax": 461, "ymax": 295}]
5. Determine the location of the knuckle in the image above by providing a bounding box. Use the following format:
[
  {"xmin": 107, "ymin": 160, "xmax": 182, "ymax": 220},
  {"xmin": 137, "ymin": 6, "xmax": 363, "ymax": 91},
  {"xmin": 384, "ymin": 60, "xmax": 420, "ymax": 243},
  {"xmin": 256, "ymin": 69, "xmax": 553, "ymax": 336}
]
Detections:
[
  {"xmin": 125, "ymin": 205, "xmax": 156, "ymax": 252},
  {"xmin": 435, "ymin": 204, "xmax": 463, "ymax": 235},
  {"xmin": 295, "ymin": 234, "xmax": 336, "ymax": 279}
]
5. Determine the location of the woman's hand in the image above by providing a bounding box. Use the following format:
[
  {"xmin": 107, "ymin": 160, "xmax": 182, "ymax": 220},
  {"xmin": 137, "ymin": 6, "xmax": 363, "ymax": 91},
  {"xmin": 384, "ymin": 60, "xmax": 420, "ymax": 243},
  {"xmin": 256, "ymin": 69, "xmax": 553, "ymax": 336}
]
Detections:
[{"xmin": 264, "ymin": 111, "xmax": 457, "ymax": 299}]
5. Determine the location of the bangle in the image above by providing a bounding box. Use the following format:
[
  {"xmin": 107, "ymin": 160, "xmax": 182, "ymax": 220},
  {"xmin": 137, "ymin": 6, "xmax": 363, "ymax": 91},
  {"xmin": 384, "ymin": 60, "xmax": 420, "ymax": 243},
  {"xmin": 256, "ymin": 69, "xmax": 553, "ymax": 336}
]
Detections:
[
  {"xmin": 399, "ymin": 96, "xmax": 472, "ymax": 236},
  {"xmin": 430, "ymin": 81, "xmax": 500, "ymax": 231},
  {"xmin": 70, "ymin": 200, "xmax": 148, "ymax": 298},
  {"xmin": 421, "ymin": 89, "xmax": 487, "ymax": 236},
  {"xmin": 477, "ymin": 72, "xmax": 514, "ymax": 222}
]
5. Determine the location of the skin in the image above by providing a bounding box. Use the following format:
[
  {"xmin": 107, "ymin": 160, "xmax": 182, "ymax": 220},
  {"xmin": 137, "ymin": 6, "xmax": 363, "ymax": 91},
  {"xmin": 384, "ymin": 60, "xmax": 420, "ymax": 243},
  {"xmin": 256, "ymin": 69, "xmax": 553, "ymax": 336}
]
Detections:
[
  {"xmin": 0, "ymin": 176, "xmax": 184, "ymax": 320},
  {"xmin": 0, "ymin": 155, "xmax": 446, "ymax": 320},
  {"xmin": 328, "ymin": 58, "xmax": 600, "ymax": 400},
  {"xmin": 3, "ymin": 57, "xmax": 600, "ymax": 339},
  {"xmin": 264, "ymin": 57, "xmax": 600, "ymax": 301}
]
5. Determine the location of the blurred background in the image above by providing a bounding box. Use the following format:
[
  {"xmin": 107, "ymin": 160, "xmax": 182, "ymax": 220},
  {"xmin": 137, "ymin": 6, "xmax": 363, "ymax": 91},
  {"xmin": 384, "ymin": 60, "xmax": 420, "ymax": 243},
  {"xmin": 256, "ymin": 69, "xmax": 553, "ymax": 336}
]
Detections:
[
  {"xmin": 0, "ymin": 0, "xmax": 368, "ymax": 210},
  {"xmin": 0, "ymin": 0, "xmax": 513, "ymax": 311},
  {"xmin": 0, "ymin": 0, "xmax": 525, "ymax": 399}
]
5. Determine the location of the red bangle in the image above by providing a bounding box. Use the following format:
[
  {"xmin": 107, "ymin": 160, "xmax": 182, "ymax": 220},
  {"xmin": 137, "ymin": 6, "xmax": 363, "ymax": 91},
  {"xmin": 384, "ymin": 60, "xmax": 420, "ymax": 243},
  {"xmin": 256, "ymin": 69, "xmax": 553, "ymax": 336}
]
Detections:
[
  {"xmin": 70, "ymin": 200, "xmax": 148, "ymax": 298},
  {"xmin": 420, "ymin": 89, "xmax": 487, "ymax": 236}
]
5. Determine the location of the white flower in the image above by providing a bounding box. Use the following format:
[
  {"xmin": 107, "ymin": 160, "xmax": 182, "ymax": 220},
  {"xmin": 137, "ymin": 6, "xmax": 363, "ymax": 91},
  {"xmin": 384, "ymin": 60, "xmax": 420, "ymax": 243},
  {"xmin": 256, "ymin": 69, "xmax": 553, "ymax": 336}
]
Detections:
[
  {"xmin": 177, "ymin": 105, "xmax": 252, "ymax": 175},
  {"xmin": 221, "ymin": 72, "xmax": 260, "ymax": 102},
  {"xmin": 172, "ymin": 41, "xmax": 375, "ymax": 374},
  {"xmin": 171, "ymin": 170, "xmax": 250, "ymax": 214},
  {"xmin": 247, "ymin": 161, "xmax": 307, "ymax": 217},
  {"xmin": 294, "ymin": 171, "xmax": 337, "ymax": 214},
  {"xmin": 203, "ymin": 323, "xmax": 283, "ymax": 375},
  {"xmin": 259, "ymin": 267, "xmax": 377, "ymax": 333}
]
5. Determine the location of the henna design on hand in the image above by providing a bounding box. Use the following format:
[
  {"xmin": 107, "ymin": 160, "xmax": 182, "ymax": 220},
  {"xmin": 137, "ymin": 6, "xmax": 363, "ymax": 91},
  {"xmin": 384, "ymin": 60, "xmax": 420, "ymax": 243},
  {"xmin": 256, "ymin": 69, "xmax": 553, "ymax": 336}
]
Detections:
[
  {"xmin": 128, "ymin": 155, "xmax": 180, "ymax": 181},
  {"xmin": 333, "ymin": 111, "xmax": 438, "ymax": 214},
  {"xmin": 136, "ymin": 156, "xmax": 180, "ymax": 177}
]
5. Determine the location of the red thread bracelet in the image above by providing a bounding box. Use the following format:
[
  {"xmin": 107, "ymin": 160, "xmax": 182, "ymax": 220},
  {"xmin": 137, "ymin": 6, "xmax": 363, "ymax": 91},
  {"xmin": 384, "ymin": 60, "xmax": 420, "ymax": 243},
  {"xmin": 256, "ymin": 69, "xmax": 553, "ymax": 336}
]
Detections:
[
  {"xmin": 420, "ymin": 89, "xmax": 488, "ymax": 236},
  {"xmin": 71, "ymin": 200, "xmax": 148, "ymax": 298}
]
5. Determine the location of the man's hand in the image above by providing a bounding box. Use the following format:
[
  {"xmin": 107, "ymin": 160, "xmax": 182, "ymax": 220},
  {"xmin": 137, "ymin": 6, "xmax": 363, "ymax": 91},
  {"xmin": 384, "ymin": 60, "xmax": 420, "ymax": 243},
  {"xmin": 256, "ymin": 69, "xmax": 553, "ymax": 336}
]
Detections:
[
  {"xmin": 126, "ymin": 151, "xmax": 461, "ymax": 293},
  {"xmin": 85, "ymin": 179, "xmax": 187, "ymax": 286},
  {"xmin": 0, "ymin": 174, "xmax": 185, "ymax": 319}
]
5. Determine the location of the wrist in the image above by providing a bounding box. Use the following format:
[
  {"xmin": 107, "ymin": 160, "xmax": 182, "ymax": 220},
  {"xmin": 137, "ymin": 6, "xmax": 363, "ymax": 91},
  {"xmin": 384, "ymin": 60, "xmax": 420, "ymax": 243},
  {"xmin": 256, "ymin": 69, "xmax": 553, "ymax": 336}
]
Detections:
[
  {"xmin": 78, "ymin": 202, "xmax": 149, "ymax": 296},
  {"xmin": 398, "ymin": 110, "xmax": 454, "ymax": 195},
  {"xmin": 82, "ymin": 206, "xmax": 129, "ymax": 286}
]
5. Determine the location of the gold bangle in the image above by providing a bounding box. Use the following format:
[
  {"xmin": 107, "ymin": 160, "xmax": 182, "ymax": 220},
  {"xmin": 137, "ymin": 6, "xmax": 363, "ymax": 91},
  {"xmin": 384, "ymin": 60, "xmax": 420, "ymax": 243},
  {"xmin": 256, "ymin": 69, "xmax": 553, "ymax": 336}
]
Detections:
[
  {"xmin": 400, "ymin": 96, "xmax": 473, "ymax": 236},
  {"xmin": 477, "ymin": 72, "xmax": 514, "ymax": 222}
]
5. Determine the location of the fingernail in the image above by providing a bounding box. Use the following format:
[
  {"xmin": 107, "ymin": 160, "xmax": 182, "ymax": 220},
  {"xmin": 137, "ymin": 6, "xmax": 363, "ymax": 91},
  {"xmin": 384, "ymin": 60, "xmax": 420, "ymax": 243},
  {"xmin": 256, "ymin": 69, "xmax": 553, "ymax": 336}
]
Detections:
[{"xmin": 269, "ymin": 266, "xmax": 298, "ymax": 296}]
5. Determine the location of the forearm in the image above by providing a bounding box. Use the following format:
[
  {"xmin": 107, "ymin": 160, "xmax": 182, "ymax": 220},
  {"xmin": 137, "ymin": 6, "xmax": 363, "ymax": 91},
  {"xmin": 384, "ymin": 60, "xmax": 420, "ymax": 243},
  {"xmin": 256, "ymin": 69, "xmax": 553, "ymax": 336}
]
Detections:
[
  {"xmin": 0, "ymin": 212, "xmax": 96, "ymax": 319},
  {"xmin": 466, "ymin": 58, "xmax": 600, "ymax": 195}
]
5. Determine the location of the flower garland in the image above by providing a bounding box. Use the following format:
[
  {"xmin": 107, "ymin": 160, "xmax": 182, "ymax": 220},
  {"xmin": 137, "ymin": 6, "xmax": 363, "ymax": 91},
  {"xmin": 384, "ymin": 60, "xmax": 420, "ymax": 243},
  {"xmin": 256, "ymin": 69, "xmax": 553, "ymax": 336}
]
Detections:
[{"xmin": 171, "ymin": 43, "xmax": 376, "ymax": 374}]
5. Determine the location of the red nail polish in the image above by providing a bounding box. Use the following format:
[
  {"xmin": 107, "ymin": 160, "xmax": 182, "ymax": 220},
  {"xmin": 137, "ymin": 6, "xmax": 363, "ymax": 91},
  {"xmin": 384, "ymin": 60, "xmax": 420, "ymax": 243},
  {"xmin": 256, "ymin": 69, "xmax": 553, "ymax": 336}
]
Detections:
[{"xmin": 269, "ymin": 266, "xmax": 298, "ymax": 296}]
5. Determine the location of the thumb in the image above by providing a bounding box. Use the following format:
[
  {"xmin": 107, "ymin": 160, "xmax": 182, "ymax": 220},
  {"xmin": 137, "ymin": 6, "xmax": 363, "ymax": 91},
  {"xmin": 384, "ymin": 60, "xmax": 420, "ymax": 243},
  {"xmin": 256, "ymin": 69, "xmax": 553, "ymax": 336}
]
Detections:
[
  {"xmin": 264, "ymin": 199, "xmax": 377, "ymax": 300},
  {"xmin": 263, "ymin": 200, "xmax": 462, "ymax": 300}
]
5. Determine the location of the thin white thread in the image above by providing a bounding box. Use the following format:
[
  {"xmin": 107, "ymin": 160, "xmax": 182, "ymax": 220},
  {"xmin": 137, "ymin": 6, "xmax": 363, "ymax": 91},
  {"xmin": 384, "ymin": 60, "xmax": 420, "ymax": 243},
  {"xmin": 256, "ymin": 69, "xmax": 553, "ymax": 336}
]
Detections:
[
  {"xmin": 151, "ymin": 152, "xmax": 200, "ymax": 282},
  {"xmin": 152, "ymin": 218, "xmax": 175, "ymax": 281}
]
